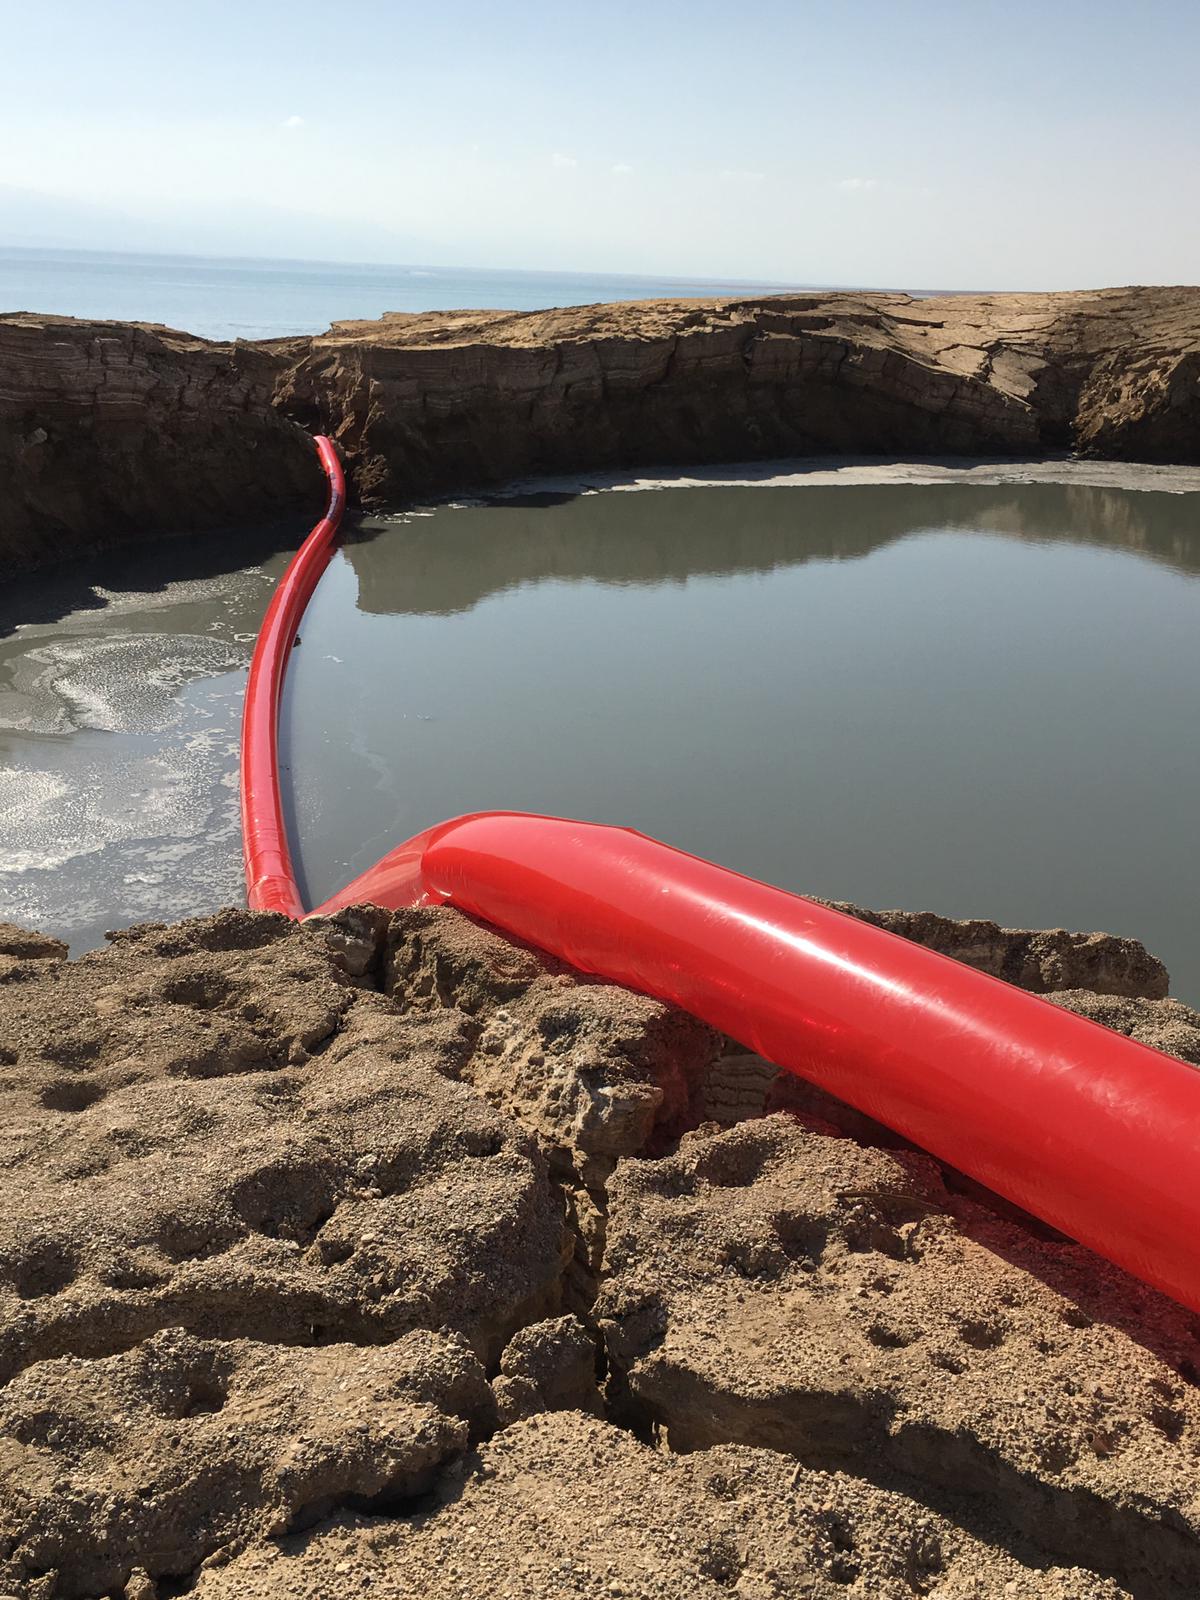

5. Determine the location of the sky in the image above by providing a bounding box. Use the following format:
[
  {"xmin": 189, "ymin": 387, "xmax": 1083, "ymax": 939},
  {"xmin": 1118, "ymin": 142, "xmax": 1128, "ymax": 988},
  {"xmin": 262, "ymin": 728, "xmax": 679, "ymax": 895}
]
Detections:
[{"xmin": 2, "ymin": 0, "xmax": 1198, "ymax": 289}]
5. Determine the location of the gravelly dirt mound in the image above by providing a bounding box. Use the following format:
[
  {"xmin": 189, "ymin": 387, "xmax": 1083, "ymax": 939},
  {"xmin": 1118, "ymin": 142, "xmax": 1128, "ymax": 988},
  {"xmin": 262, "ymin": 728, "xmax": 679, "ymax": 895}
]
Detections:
[
  {"xmin": 187, "ymin": 1411, "xmax": 1131, "ymax": 1600},
  {"xmin": 387, "ymin": 907, "xmax": 720, "ymax": 1178},
  {"xmin": 0, "ymin": 909, "xmax": 570, "ymax": 1385},
  {"xmin": 2, "ymin": 898, "xmax": 1200, "ymax": 1597},
  {"xmin": 823, "ymin": 901, "xmax": 1171, "ymax": 999},
  {"xmin": 387, "ymin": 906, "xmax": 721, "ymax": 1315},
  {"xmin": 1046, "ymin": 989, "xmax": 1200, "ymax": 1065},
  {"xmin": 596, "ymin": 1117, "xmax": 1200, "ymax": 1596},
  {"xmin": 0, "ymin": 1327, "xmax": 491, "ymax": 1599}
]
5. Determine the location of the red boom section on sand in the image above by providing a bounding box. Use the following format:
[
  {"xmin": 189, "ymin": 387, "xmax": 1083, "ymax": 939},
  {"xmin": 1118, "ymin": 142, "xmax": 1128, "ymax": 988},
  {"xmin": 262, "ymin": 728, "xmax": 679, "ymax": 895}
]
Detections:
[
  {"xmin": 244, "ymin": 437, "xmax": 1200, "ymax": 1315},
  {"xmin": 310, "ymin": 813, "xmax": 1200, "ymax": 1314}
]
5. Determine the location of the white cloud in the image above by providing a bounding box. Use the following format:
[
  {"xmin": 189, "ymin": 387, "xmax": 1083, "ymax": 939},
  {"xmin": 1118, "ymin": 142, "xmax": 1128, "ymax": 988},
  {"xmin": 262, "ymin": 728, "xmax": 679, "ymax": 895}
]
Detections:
[
  {"xmin": 551, "ymin": 152, "xmax": 578, "ymax": 170},
  {"xmin": 281, "ymin": 115, "xmax": 305, "ymax": 130},
  {"xmin": 837, "ymin": 176, "xmax": 879, "ymax": 192},
  {"xmin": 611, "ymin": 162, "xmax": 634, "ymax": 175}
]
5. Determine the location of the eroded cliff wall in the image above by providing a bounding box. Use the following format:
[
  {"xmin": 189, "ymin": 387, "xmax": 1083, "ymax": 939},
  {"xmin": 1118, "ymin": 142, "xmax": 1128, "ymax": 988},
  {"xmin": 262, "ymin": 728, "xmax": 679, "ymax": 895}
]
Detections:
[
  {"xmin": 2, "ymin": 286, "xmax": 1198, "ymax": 569},
  {"xmin": 0, "ymin": 316, "xmax": 322, "ymax": 569}
]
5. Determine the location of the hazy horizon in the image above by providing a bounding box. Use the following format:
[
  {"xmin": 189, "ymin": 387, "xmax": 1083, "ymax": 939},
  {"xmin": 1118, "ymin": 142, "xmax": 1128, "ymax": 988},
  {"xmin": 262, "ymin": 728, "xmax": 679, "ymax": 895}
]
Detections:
[
  {"xmin": 0, "ymin": 241, "xmax": 1002, "ymax": 298},
  {"xmin": 1, "ymin": 246, "xmax": 869, "ymax": 342},
  {"xmin": 3, "ymin": 0, "xmax": 1198, "ymax": 290},
  {"xmin": 0, "ymin": 241, "xmax": 812, "ymax": 288}
]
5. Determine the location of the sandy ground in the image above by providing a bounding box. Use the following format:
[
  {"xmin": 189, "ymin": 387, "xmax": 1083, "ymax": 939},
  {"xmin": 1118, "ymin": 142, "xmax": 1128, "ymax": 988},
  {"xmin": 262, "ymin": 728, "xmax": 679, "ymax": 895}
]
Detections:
[{"xmin": 2, "ymin": 900, "xmax": 1200, "ymax": 1597}]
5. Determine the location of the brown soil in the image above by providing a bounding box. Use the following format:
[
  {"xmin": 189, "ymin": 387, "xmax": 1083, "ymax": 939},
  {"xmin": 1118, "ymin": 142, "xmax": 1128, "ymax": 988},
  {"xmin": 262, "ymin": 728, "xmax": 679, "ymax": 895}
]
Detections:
[
  {"xmin": 0, "ymin": 318, "xmax": 322, "ymax": 570},
  {"xmin": 2, "ymin": 900, "xmax": 1200, "ymax": 1597},
  {"xmin": 4, "ymin": 286, "xmax": 1200, "ymax": 569}
]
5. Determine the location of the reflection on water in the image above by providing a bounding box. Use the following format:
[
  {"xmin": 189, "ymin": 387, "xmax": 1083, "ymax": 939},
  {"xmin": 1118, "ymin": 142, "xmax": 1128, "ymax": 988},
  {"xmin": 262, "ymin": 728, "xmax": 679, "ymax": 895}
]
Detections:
[
  {"xmin": 284, "ymin": 482, "xmax": 1200, "ymax": 1002},
  {"xmin": 345, "ymin": 483, "xmax": 1200, "ymax": 618}
]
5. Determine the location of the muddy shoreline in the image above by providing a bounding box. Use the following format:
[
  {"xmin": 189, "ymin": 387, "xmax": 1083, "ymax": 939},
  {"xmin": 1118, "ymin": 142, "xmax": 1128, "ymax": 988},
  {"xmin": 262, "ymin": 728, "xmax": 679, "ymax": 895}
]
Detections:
[
  {"xmin": 3, "ymin": 900, "xmax": 1200, "ymax": 1597},
  {"xmin": 4, "ymin": 285, "xmax": 1200, "ymax": 572}
]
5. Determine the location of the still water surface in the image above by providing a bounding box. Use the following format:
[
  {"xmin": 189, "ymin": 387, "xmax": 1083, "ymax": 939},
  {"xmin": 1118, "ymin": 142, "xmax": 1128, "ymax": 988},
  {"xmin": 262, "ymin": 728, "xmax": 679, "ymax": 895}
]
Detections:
[
  {"xmin": 0, "ymin": 533, "xmax": 291, "ymax": 952},
  {"xmin": 2, "ymin": 481, "xmax": 1198, "ymax": 1001},
  {"xmin": 284, "ymin": 482, "xmax": 1200, "ymax": 1000}
]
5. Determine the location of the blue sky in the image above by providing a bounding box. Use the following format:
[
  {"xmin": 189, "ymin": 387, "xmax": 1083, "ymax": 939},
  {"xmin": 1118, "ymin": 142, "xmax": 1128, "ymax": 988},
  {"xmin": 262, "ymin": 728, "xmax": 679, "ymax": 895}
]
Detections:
[{"xmin": 3, "ymin": 0, "xmax": 1197, "ymax": 287}]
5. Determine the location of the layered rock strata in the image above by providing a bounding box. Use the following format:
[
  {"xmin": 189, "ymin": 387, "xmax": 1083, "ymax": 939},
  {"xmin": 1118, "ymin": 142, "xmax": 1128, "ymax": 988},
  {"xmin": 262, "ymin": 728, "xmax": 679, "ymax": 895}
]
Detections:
[
  {"xmin": 3, "ymin": 285, "xmax": 1199, "ymax": 568},
  {"xmin": 0, "ymin": 316, "xmax": 321, "ymax": 568}
]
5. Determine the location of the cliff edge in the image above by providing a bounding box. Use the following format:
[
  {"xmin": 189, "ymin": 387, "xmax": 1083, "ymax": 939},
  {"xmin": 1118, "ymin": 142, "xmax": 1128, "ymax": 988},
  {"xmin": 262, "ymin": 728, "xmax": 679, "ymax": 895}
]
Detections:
[{"xmin": 2, "ymin": 285, "xmax": 1199, "ymax": 570}]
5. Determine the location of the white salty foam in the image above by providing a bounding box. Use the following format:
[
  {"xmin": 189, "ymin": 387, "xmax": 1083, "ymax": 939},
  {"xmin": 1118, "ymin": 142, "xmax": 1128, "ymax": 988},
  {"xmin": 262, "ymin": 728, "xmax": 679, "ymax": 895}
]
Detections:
[{"xmin": 10, "ymin": 633, "xmax": 245, "ymax": 736}]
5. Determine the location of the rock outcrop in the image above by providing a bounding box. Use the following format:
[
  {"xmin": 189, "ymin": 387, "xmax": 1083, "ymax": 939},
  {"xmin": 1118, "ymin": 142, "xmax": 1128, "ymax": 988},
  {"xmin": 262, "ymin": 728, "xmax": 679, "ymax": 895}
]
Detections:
[
  {"xmin": 0, "ymin": 315, "xmax": 322, "ymax": 570},
  {"xmin": 4, "ymin": 897, "xmax": 1200, "ymax": 1596},
  {"xmin": 3, "ymin": 286, "xmax": 1199, "ymax": 570},
  {"xmin": 823, "ymin": 900, "xmax": 1171, "ymax": 998}
]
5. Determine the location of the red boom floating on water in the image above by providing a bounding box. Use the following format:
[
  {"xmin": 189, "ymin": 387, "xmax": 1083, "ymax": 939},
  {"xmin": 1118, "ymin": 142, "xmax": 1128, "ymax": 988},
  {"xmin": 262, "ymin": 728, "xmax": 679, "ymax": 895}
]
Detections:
[
  {"xmin": 242, "ymin": 436, "xmax": 1200, "ymax": 1315},
  {"xmin": 241, "ymin": 434, "xmax": 344, "ymax": 920}
]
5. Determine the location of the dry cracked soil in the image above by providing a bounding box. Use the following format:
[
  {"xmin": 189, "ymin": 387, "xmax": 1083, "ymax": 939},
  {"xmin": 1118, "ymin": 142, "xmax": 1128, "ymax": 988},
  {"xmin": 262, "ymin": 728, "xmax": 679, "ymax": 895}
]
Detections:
[{"xmin": 2, "ymin": 901, "xmax": 1200, "ymax": 1599}]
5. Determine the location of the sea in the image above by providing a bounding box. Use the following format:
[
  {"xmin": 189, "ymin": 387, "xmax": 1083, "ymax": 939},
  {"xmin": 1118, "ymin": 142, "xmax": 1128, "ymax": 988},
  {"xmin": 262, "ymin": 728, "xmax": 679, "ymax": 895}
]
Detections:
[{"xmin": 0, "ymin": 246, "xmax": 818, "ymax": 342}]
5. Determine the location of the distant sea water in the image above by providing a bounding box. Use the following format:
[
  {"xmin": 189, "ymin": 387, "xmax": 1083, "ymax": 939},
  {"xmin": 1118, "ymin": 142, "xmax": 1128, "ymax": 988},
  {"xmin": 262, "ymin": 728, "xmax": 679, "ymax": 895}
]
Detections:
[{"xmin": 0, "ymin": 246, "xmax": 821, "ymax": 342}]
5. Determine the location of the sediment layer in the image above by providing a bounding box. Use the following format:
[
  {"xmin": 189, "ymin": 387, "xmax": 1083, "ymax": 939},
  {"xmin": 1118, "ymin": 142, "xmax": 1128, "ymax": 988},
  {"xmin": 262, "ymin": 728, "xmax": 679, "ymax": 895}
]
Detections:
[
  {"xmin": 0, "ymin": 316, "xmax": 322, "ymax": 569},
  {"xmin": 4, "ymin": 901, "xmax": 1200, "ymax": 1598},
  {"xmin": 3, "ymin": 285, "xmax": 1199, "ymax": 569}
]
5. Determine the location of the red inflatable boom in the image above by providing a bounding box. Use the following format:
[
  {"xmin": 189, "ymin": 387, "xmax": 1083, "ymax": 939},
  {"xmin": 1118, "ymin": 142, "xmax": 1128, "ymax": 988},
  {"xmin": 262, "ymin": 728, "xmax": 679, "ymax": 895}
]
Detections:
[
  {"xmin": 241, "ymin": 434, "xmax": 344, "ymax": 919},
  {"xmin": 244, "ymin": 437, "xmax": 1200, "ymax": 1315}
]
